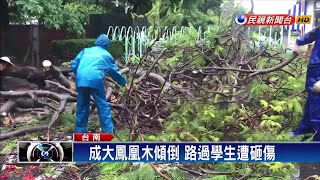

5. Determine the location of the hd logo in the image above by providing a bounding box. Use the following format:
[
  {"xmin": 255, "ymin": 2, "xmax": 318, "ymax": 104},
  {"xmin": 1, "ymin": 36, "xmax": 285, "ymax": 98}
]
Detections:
[{"xmin": 296, "ymin": 15, "xmax": 312, "ymax": 24}]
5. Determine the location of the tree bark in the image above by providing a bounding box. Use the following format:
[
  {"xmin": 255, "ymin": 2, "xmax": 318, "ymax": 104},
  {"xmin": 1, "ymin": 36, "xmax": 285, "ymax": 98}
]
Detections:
[
  {"xmin": 0, "ymin": 125, "xmax": 48, "ymax": 141},
  {"xmin": 2, "ymin": 65, "xmax": 71, "ymax": 89},
  {"xmin": 0, "ymin": 100, "xmax": 16, "ymax": 116},
  {"xmin": 44, "ymin": 65, "xmax": 70, "ymax": 88},
  {"xmin": 3, "ymin": 66, "xmax": 47, "ymax": 89},
  {"xmin": 0, "ymin": 0, "xmax": 9, "ymax": 56},
  {"xmin": 1, "ymin": 76, "xmax": 39, "ymax": 91}
]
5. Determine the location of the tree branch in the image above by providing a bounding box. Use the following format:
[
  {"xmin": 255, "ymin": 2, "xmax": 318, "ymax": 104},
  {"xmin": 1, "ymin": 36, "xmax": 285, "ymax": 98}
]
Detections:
[{"xmin": 0, "ymin": 125, "xmax": 48, "ymax": 141}]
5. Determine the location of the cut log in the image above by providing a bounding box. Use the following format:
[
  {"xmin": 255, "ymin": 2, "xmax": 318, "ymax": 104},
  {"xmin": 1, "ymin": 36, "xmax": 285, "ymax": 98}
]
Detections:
[
  {"xmin": 2, "ymin": 66, "xmax": 47, "ymax": 88},
  {"xmin": 44, "ymin": 65, "xmax": 70, "ymax": 89},
  {"xmin": 0, "ymin": 100, "xmax": 16, "ymax": 116},
  {"xmin": 1, "ymin": 76, "xmax": 39, "ymax": 91}
]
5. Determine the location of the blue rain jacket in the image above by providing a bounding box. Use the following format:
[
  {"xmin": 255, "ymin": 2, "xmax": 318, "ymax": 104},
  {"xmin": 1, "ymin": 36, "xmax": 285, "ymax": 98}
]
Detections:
[
  {"xmin": 71, "ymin": 34, "xmax": 126, "ymax": 88},
  {"xmin": 71, "ymin": 34, "xmax": 126, "ymax": 133},
  {"xmin": 296, "ymin": 27, "xmax": 320, "ymax": 92},
  {"xmin": 293, "ymin": 27, "xmax": 320, "ymax": 141}
]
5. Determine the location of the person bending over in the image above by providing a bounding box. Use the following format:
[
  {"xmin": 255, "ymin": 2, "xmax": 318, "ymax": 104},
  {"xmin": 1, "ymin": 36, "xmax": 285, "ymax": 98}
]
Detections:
[
  {"xmin": 292, "ymin": 26, "xmax": 320, "ymax": 141},
  {"xmin": 71, "ymin": 34, "xmax": 127, "ymax": 134}
]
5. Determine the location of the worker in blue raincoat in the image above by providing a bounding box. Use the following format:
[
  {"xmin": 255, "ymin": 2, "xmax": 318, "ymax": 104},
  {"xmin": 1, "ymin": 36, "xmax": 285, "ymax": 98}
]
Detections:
[
  {"xmin": 71, "ymin": 34, "xmax": 127, "ymax": 134},
  {"xmin": 292, "ymin": 26, "xmax": 320, "ymax": 141}
]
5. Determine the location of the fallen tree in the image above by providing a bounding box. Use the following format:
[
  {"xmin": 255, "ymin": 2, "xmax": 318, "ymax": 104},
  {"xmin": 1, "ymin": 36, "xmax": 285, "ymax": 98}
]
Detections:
[{"xmin": 0, "ymin": 22, "xmax": 301, "ymax": 142}]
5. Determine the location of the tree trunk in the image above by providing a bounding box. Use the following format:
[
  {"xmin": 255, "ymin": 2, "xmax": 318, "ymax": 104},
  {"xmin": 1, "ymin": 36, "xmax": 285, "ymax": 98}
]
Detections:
[
  {"xmin": 0, "ymin": 0, "xmax": 9, "ymax": 56},
  {"xmin": 1, "ymin": 76, "xmax": 39, "ymax": 91},
  {"xmin": 3, "ymin": 66, "xmax": 47, "ymax": 89},
  {"xmin": 44, "ymin": 65, "xmax": 70, "ymax": 88},
  {"xmin": 2, "ymin": 65, "xmax": 70, "ymax": 89}
]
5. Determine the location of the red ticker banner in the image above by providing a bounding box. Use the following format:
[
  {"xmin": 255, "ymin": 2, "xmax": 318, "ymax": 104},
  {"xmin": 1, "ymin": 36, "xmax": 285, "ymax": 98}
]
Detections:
[
  {"xmin": 235, "ymin": 14, "xmax": 295, "ymax": 26},
  {"xmin": 73, "ymin": 133, "xmax": 114, "ymax": 142}
]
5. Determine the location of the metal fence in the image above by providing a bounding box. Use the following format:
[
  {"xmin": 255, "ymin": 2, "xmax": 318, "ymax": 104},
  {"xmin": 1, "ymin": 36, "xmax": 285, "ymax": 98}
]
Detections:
[
  {"xmin": 247, "ymin": 26, "xmax": 284, "ymax": 47},
  {"xmin": 106, "ymin": 26, "xmax": 206, "ymax": 62},
  {"xmin": 106, "ymin": 25, "xmax": 285, "ymax": 62}
]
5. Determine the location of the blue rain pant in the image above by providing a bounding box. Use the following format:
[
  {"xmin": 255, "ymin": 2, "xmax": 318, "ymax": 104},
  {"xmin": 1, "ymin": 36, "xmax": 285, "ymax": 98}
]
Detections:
[
  {"xmin": 75, "ymin": 86, "xmax": 114, "ymax": 133},
  {"xmin": 293, "ymin": 65, "xmax": 320, "ymax": 141}
]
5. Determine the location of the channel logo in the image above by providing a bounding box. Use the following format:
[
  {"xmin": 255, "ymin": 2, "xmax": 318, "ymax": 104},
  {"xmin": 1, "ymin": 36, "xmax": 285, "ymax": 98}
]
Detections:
[
  {"xmin": 235, "ymin": 14, "xmax": 247, "ymax": 25},
  {"xmin": 234, "ymin": 14, "xmax": 295, "ymax": 26}
]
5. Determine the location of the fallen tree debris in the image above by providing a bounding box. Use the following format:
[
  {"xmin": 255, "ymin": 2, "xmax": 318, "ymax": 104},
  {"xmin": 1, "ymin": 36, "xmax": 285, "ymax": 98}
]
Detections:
[{"xmin": 0, "ymin": 24, "xmax": 300, "ymax": 144}]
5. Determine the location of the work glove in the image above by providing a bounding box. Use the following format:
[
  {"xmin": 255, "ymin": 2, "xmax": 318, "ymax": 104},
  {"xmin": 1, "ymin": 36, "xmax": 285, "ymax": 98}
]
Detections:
[
  {"xmin": 293, "ymin": 44, "xmax": 304, "ymax": 55},
  {"xmin": 313, "ymin": 80, "xmax": 320, "ymax": 94}
]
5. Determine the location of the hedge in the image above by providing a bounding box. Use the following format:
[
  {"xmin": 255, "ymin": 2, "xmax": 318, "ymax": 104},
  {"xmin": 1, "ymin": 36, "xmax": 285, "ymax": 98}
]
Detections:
[{"xmin": 51, "ymin": 39, "xmax": 124, "ymax": 59}]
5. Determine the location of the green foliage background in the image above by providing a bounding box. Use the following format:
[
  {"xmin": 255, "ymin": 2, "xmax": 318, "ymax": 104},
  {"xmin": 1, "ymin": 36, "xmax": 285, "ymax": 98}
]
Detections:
[
  {"xmin": 51, "ymin": 39, "xmax": 125, "ymax": 60},
  {"xmin": 9, "ymin": 0, "xmax": 108, "ymax": 35}
]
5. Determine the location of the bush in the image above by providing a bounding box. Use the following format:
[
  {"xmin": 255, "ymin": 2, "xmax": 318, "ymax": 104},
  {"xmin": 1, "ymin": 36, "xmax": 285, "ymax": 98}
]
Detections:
[{"xmin": 51, "ymin": 39, "xmax": 124, "ymax": 59}]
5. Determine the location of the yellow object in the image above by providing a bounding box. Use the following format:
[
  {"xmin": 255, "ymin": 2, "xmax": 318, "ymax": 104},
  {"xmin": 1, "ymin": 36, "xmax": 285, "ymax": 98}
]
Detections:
[{"xmin": 296, "ymin": 15, "xmax": 312, "ymax": 24}]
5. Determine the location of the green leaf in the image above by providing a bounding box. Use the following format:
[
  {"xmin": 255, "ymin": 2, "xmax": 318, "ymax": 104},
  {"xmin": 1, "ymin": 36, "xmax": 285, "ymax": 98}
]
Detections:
[
  {"xmin": 268, "ymin": 115, "xmax": 284, "ymax": 121},
  {"xmin": 287, "ymin": 102, "xmax": 294, "ymax": 111},
  {"xmin": 288, "ymin": 76, "xmax": 296, "ymax": 81},
  {"xmin": 204, "ymin": 110, "xmax": 216, "ymax": 118},
  {"xmin": 260, "ymin": 120, "xmax": 267, "ymax": 128},
  {"xmin": 209, "ymin": 136, "xmax": 220, "ymax": 141},
  {"xmin": 270, "ymin": 121, "xmax": 282, "ymax": 128},
  {"xmin": 271, "ymin": 105, "xmax": 284, "ymax": 113},
  {"xmin": 269, "ymin": 76, "xmax": 279, "ymax": 81},
  {"xmin": 147, "ymin": 135, "xmax": 157, "ymax": 141},
  {"xmin": 167, "ymin": 56, "xmax": 179, "ymax": 64},
  {"xmin": 260, "ymin": 177, "xmax": 276, "ymax": 180},
  {"xmin": 180, "ymin": 132, "xmax": 186, "ymax": 140},
  {"xmin": 269, "ymin": 162, "xmax": 284, "ymax": 172},
  {"xmin": 224, "ymin": 115, "xmax": 234, "ymax": 122},
  {"xmin": 292, "ymin": 99, "xmax": 303, "ymax": 114},
  {"xmin": 240, "ymin": 126, "xmax": 251, "ymax": 135},
  {"xmin": 198, "ymin": 126, "xmax": 207, "ymax": 132},
  {"xmin": 204, "ymin": 175, "xmax": 228, "ymax": 180},
  {"xmin": 246, "ymin": 137, "xmax": 254, "ymax": 142},
  {"xmin": 260, "ymin": 100, "xmax": 269, "ymax": 109},
  {"xmin": 271, "ymin": 100, "xmax": 286, "ymax": 107},
  {"xmin": 262, "ymin": 114, "xmax": 269, "ymax": 120}
]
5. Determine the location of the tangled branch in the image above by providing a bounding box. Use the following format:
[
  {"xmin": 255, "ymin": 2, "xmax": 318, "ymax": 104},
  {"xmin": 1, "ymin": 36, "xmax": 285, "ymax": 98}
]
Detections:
[{"xmin": 0, "ymin": 22, "xmax": 300, "ymax": 141}]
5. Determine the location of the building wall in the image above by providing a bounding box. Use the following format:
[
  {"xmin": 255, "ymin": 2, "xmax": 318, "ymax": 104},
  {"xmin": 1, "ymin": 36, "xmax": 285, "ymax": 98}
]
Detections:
[{"xmin": 2, "ymin": 25, "xmax": 94, "ymax": 66}]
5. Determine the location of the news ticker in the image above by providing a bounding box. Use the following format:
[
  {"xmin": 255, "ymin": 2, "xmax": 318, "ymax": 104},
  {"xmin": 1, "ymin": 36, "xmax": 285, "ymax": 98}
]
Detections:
[
  {"xmin": 234, "ymin": 14, "xmax": 312, "ymax": 26},
  {"xmin": 17, "ymin": 141, "xmax": 320, "ymax": 163},
  {"xmin": 17, "ymin": 133, "xmax": 113, "ymax": 163}
]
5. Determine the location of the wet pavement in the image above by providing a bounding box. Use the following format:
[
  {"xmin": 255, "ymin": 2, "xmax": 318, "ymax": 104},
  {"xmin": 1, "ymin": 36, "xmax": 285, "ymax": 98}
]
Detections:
[{"xmin": 293, "ymin": 163, "xmax": 320, "ymax": 180}]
